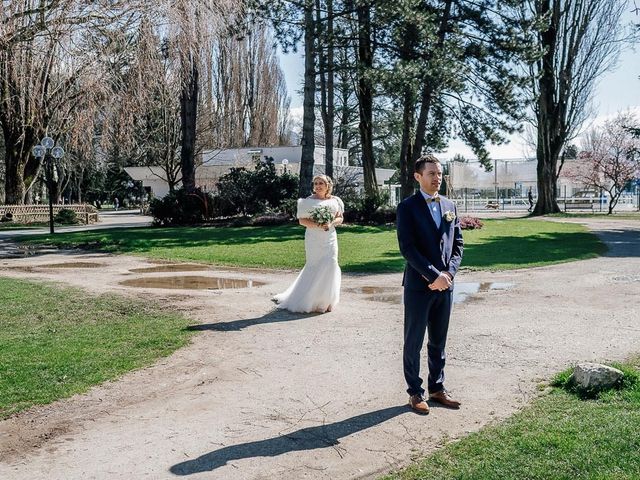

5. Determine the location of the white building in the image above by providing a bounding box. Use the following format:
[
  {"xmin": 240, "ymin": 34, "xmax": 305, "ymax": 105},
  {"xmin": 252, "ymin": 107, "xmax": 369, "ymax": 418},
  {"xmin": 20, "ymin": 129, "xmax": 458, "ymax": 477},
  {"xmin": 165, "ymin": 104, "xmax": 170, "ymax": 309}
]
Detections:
[{"xmin": 125, "ymin": 146, "xmax": 395, "ymax": 199}]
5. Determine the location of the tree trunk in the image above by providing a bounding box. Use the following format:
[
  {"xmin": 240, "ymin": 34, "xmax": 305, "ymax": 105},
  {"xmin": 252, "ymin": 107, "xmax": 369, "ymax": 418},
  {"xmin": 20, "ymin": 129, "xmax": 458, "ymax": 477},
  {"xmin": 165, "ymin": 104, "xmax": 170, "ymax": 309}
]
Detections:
[
  {"xmin": 533, "ymin": 121, "xmax": 563, "ymax": 214},
  {"xmin": 337, "ymin": 72, "xmax": 351, "ymax": 150},
  {"xmin": 317, "ymin": 0, "xmax": 329, "ymax": 174},
  {"xmin": 2, "ymin": 123, "xmax": 40, "ymax": 204},
  {"xmin": 325, "ymin": 0, "xmax": 335, "ymax": 179},
  {"xmin": 299, "ymin": 0, "xmax": 316, "ymax": 198},
  {"xmin": 180, "ymin": 60, "xmax": 199, "ymax": 193},
  {"xmin": 356, "ymin": 2, "xmax": 377, "ymax": 195},
  {"xmin": 4, "ymin": 151, "xmax": 26, "ymax": 205},
  {"xmin": 398, "ymin": 17, "xmax": 420, "ymax": 200},
  {"xmin": 399, "ymin": 89, "xmax": 416, "ymax": 200},
  {"xmin": 533, "ymin": 0, "xmax": 562, "ymax": 215}
]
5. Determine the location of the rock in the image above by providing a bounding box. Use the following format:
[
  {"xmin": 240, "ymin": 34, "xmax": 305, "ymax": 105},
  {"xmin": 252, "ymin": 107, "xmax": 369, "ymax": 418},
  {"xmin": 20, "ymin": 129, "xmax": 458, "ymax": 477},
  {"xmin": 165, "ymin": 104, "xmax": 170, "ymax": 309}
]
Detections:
[{"xmin": 569, "ymin": 363, "xmax": 624, "ymax": 392}]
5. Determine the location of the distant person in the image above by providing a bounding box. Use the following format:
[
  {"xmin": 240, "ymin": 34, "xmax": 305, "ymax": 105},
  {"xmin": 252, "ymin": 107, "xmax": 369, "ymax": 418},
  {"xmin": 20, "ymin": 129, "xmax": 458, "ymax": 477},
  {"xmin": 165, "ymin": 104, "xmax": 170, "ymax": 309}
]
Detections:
[
  {"xmin": 527, "ymin": 187, "xmax": 534, "ymax": 212},
  {"xmin": 114, "ymin": 197, "xmax": 119, "ymax": 211}
]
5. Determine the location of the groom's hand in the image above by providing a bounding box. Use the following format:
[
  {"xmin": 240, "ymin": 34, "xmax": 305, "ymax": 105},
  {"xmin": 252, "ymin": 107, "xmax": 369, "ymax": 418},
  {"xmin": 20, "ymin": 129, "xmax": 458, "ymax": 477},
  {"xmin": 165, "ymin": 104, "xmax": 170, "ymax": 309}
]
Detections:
[{"xmin": 429, "ymin": 273, "xmax": 452, "ymax": 291}]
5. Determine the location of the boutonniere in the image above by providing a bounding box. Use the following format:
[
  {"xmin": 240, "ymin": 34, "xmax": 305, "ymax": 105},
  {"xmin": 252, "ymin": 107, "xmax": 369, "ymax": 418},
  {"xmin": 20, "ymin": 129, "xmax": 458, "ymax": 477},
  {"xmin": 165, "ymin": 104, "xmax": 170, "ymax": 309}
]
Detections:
[{"xmin": 443, "ymin": 210, "xmax": 456, "ymax": 222}]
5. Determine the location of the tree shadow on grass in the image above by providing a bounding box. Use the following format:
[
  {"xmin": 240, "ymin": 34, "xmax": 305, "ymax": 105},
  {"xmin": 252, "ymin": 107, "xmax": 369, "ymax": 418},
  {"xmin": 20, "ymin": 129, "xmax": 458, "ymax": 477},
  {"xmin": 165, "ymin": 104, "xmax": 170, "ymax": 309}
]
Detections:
[
  {"xmin": 186, "ymin": 309, "xmax": 321, "ymax": 332},
  {"xmin": 169, "ymin": 405, "xmax": 408, "ymax": 475}
]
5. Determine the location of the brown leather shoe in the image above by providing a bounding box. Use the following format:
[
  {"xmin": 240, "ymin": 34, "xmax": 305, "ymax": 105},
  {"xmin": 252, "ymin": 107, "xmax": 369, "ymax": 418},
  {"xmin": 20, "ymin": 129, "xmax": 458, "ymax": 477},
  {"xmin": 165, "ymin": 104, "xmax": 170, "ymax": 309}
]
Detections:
[
  {"xmin": 429, "ymin": 390, "xmax": 461, "ymax": 409},
  {"xmin": 408, "ymin": 394, "xmax": 430, "ymax": 414}
]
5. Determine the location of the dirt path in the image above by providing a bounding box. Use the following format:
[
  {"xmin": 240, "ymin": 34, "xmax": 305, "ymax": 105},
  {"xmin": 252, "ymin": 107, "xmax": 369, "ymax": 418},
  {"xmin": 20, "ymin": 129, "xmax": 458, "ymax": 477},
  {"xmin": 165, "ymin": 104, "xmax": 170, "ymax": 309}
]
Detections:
[{"xmin": 1, "ymin": 218, "xmax": 639, "ymax": 480}]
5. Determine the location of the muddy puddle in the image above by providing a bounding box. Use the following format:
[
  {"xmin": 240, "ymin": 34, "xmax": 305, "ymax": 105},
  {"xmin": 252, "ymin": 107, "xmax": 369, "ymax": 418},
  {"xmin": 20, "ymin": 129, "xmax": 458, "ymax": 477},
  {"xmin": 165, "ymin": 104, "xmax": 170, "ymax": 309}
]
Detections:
[
  {"xmin": 119, "ymin": 275, "xmax": 265, "ymax": 290},
  {"xmin": 129, "ymin": 264, "xmax": 211, "ymax": 274},
  {"xmin": 350, "ymin": 282, "xmax": 514, "ymax": 305},
  {"xmin": 6, "ymin": 261, "xmax": 105, "ymax": 271}
]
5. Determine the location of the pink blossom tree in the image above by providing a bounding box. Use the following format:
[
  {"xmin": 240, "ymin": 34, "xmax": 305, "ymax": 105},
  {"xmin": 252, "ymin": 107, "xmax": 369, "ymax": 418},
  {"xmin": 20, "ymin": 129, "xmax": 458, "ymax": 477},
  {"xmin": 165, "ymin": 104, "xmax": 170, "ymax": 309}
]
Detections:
[{"xmin": 570, "ymin": 113, "xmax": 640, "ymax": 214}]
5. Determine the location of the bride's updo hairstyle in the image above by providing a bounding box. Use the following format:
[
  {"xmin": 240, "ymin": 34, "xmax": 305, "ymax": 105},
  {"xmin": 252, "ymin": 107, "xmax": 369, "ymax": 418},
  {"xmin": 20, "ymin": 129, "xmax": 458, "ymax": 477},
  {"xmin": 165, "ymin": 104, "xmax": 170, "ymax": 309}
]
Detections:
[{"xmin": 312, "ymin": 174, "xmax": 334, "ymax": 198}]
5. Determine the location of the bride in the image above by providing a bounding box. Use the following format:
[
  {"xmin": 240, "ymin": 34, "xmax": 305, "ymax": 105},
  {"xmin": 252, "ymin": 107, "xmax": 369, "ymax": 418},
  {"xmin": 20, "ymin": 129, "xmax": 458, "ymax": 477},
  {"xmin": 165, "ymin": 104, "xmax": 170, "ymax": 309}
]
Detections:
[{"xmin": 272, "ymin": 174, "xmax": 344, "ymax": 313}]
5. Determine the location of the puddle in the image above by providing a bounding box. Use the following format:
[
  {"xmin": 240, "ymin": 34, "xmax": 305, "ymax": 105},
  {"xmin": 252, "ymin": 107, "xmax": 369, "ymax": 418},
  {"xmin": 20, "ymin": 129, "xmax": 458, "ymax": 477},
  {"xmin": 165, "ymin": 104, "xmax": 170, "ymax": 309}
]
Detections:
[
  {"xmin": 119, "ymin": 275, "xmax": 265, "ymax": 290},
  {"xmin": 346, "ymin": 286, "xmax": 397, "ymax": 295},
  {"xmin": 454, "ymin": 282, "xmax": 513, "ymax": 303},
  {"xmin": 7, "ymin": 262, "xmax": 105, "ymax": 272},
  {"xmin": 129, "ymin": 264, "xmax": 211, "ymax": 273},
  {"xmin": 0, "ymin": 247, "xmax": 60, "ymax": 259},
  {"xmin": 35, "ymin": 262, "xmax": 104, "ymax": 269},
  {"xmin": 365, "ymin": 294, "xmax": 403, "ymax": 304},
  {"xmin": 357, "ymin": 282, "xmax": 514, "ymax": 305}
]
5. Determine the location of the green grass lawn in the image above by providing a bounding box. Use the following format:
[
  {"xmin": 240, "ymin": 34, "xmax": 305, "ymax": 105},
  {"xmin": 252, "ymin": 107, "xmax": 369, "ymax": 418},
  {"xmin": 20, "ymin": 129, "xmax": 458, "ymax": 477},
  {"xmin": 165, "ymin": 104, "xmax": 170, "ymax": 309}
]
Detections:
[
  {"xmin": 383, "ymin": 363, "xmax": 640, "ymax": 480},
  {"xmin": 18, "ymin": 218, "xmax": 605, "ymax": 272},
  {"xmin": 0, "ymin": 278, "xmax": 194, "ymax": 419}
]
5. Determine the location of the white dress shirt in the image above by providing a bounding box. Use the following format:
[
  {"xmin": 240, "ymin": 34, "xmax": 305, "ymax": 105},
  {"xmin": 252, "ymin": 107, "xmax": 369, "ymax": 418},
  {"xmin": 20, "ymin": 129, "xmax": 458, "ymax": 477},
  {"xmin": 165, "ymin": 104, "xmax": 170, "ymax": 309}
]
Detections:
[{"xmin": 419, "ymin": 190, "xmax": 441, "ymax": 229}]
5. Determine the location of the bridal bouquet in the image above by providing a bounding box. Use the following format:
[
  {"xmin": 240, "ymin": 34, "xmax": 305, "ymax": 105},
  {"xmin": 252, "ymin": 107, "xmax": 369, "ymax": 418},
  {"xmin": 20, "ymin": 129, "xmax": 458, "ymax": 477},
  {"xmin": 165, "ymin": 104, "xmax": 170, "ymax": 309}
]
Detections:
[{"xmin": 309, "ymin": 205, "xmax": 334, "ymax": 225}]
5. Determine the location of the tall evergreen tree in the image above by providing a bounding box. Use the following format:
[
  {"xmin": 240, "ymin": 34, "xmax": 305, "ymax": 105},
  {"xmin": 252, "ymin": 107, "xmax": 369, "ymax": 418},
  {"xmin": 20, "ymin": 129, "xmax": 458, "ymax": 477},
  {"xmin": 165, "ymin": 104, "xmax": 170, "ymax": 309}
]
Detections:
[{"xmin": 376, "ymin": 0, "xmax": 538, "ymax": 199}]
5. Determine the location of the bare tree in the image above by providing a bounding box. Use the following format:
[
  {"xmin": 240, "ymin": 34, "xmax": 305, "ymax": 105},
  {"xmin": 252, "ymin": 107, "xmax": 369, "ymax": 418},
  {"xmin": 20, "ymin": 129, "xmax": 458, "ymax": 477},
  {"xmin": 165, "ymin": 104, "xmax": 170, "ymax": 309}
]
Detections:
[
  {"xmin": 567, "ymin": 112, "xmax": 640, "ymax": 214},
  {"xmin": 522, "ymin": 0, "xmax": 636, "ymax": 215},
  {"xmin": 162, "ymin": 0, "xmax": 238, "ymax": 192},
  {"xmin": 208, "ymin": 24, "xmax": 292, "ymax": 148},
  {"xmin": 0, "ymin": 1, "xmax": 143, "ymax": 204}
]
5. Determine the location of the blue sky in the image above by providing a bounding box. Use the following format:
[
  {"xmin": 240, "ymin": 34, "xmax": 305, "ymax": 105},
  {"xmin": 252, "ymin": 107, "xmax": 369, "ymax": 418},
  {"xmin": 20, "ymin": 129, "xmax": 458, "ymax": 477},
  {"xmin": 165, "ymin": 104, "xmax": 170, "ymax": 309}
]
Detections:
[{"xmin": 278, "ymin": 8, "xmax": 639, "ymax": 159}]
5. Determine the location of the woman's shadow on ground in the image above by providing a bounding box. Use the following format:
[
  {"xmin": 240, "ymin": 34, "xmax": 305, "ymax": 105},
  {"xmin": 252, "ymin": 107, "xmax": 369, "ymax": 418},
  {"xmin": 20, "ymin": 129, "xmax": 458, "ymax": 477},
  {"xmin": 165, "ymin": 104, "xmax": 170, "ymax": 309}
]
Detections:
[
  {"xmin": 186, "ymin": 308, "xmax": 323, "ymax": 332},
  {"xmin": 169, "ymin": 405, "xmax": 409, "ymax": 475}
]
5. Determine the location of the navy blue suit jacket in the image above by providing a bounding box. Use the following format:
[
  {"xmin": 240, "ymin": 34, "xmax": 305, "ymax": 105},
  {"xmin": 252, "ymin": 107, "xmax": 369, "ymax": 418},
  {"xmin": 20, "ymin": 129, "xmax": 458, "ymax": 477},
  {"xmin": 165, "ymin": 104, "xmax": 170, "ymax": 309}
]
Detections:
[{"xmin": 396, "ymin": 192, "xmax": 464, "ymax": 291}]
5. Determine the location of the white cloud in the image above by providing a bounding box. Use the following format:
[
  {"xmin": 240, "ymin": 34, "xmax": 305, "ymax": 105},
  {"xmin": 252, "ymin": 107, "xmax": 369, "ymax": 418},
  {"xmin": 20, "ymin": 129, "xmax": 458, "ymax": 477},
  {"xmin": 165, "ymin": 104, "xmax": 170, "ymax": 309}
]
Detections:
[{"xmin": 586, "ymin": 105, "xmax": 640, "ymax": 128}]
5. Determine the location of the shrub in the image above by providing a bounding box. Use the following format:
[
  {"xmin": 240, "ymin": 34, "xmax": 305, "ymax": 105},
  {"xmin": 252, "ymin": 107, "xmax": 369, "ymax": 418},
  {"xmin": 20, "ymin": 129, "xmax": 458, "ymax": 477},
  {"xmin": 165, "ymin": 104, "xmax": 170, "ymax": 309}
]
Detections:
[
  {"xmin": 54, "ymin": 208, "xmax": 78, "ymax": 225},
  {"xmin": 216, "ymin": 158, "xmax": 298, "ymax": 216},
  {"xmin": 149, "ymin": 188, "xmax": 214, "ymax": 226},
  {"xmin": 249, "ymin": 213, "xmax": 292, "ymax": 226},
  {"xmin": 343, "ymin": 190, "xmax": 393, "ymax": 225},
  {"xmin": 278, "ymin": 198, "xmax": 299, "ymax": 219},
  {"xmin": 459, "ymin": 215, "xmax": 483, "ymax": 230}
]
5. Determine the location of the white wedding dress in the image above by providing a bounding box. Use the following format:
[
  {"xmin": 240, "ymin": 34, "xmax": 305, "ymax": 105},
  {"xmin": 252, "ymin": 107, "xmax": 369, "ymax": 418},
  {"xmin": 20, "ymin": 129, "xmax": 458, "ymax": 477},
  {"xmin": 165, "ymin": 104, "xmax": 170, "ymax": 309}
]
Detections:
[{"xmin": 273, "ymin": 196, "xmax": 344, "ymax": 313}]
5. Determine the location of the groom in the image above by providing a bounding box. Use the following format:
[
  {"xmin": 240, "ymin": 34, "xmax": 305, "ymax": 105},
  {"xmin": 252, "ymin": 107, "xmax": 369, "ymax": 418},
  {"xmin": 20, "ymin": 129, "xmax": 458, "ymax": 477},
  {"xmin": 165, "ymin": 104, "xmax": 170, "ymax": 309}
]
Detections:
[{"xmin": 396, "ymin": 154, "xmax": 464, "ymax": 414}]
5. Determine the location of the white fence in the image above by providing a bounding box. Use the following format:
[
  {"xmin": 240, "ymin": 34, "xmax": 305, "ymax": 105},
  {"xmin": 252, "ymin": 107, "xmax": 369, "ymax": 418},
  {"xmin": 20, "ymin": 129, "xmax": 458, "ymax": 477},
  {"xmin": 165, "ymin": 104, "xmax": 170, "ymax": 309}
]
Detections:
[{"xmin": 453, "ymin": 195, "xmax": 639, "ymax": 213}]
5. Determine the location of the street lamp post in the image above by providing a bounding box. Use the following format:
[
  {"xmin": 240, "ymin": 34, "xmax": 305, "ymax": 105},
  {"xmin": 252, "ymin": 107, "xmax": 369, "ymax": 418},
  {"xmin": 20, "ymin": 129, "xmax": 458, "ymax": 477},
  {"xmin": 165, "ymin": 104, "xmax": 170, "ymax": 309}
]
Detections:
[
  {"xmin": 32, "ymin": 137, "xmax": 65, "ymax": 234},
  {"xmin": 281, "ymin": 158, "xmax": 289, "ymax": 174}
]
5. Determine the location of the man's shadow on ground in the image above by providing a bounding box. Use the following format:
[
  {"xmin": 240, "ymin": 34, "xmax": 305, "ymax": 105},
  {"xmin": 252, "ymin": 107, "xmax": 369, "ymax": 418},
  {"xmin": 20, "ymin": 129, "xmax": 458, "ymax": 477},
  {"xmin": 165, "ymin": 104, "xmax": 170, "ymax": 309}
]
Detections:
[
  {"xmin": 169, "ymin": 405, "xmax": 408, "ymax": 475},
  {"xmin": 186, "ymin": 308, "xmax": 322, "ymax": 332}
]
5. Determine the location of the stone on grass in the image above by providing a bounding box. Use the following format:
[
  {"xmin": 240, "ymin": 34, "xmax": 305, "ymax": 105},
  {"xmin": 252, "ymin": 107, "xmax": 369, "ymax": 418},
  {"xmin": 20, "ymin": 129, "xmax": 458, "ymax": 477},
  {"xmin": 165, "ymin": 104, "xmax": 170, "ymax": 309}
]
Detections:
[{"xmin": 569, "ymin": 362, "xmax": 624, "ymax": 393}]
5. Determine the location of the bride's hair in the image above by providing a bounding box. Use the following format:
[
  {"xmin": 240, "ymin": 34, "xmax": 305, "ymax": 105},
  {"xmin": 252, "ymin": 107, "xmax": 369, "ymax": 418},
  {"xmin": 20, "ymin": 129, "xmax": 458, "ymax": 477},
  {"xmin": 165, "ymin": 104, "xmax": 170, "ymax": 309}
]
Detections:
[{"xmin": 312, "ymin": 174, "xmax": 334, "ymax": 197}]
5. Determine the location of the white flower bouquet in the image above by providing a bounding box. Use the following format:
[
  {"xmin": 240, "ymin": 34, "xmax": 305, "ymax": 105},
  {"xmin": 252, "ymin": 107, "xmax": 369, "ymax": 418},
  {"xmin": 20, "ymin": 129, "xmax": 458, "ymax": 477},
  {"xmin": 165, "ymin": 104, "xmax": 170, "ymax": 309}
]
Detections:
[{"xmin": 309, "ymin": 205, "xmax": 334, "ymax": 225}]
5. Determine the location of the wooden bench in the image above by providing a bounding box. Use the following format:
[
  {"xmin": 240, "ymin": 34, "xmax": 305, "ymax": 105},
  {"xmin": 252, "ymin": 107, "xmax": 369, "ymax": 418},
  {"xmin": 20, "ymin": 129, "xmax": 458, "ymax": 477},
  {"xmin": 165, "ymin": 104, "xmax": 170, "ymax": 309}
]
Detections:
[{"xmin": 564, "ymin": 202, "xmax": 594, "ymax": 212}]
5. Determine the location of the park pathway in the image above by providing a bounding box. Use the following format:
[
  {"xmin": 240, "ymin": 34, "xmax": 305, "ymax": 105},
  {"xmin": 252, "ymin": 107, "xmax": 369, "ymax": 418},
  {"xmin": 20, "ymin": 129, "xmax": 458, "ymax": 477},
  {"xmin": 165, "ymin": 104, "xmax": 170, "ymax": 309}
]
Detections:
[{"xmin": 0, "ymin": 217, "xmax": 639, "ymax": 480}]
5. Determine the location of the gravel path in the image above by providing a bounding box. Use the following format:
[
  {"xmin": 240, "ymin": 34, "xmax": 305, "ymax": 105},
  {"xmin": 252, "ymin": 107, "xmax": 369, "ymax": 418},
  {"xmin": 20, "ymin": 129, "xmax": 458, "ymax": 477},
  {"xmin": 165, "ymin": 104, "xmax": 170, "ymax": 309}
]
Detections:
[{"xmin": 0, "ymin": 217, "xmax": 638, "ymax": 480}]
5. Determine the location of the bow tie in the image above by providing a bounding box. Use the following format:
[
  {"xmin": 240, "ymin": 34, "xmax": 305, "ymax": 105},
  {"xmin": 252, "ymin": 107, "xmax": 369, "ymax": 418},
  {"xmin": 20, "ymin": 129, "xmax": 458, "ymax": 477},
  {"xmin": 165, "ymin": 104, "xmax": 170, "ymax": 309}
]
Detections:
[{"xmin": 426, "ymin": 196, "xmax": 441, "ymax": 203}]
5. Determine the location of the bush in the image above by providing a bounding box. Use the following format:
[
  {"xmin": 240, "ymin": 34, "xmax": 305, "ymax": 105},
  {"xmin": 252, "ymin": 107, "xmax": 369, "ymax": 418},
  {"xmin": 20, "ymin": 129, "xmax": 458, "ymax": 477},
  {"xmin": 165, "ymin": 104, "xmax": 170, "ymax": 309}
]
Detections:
[
  {"xmin": 343, "ymin": 190, "xmax": 394, "ymax": 225},
  {"xmin": 278, "ymin": 198, "xmax": 299, "ymax": 219},
  {"xmin": 54, "ymin": 208, "xmax": 78, "ymax": 225},
  {"xmin": 149, "ymin": 188, "xmax": 214, "ymax": 226},
  {"xmin": 248, "ymin": 213, "xmax": 292, "ymax": 226},
  {"xmin": 459, "ymin": 216, "xmax": 484, "ymax": 230},
  {"xmin": 215, "ymin": 158, "xmax": 298, "ymax": 216}
]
